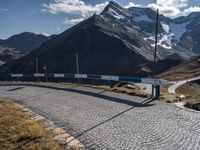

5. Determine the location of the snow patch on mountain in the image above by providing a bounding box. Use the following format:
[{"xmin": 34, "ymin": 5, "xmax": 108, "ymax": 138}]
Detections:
[
  {"xmin": 144, "ymin": 36, "xmax": 154, "ymax": 41},
  {"xmin": 146, "ymin": 34, "xmax": 172, "ymax": 49},
  {"xmin": 169, "ymin": 21, "xmax": 191, "ymax": 42},
  {"xmin": 155, "ymin": 21, "xmax": 191, "ymax": 49},
  {"xmin": 158, "ymin": 34, "xmax": 173, "ymax": 49},
  {"xmin": 161, "ymin": 22, "xmax": 170, "ymax": 33},
  {"xmin": 107, "ymin": 8, "xmax": 125, "ymax": 19},
  {"xmin": 100, "ymin": 1, "xmax": 200, "ymax": 59}
]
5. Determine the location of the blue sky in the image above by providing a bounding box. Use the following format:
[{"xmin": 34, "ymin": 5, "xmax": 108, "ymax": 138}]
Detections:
[{"xmin": 0, "ymin": 0, "xmax": 200, "ymax": 39}]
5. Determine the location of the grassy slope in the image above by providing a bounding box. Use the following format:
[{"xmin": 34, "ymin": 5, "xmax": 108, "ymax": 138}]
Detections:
[
  {"xmin": 0, "ymin": 99, "xmax": 62, "ymax": 150},
  {"xmin": 176, "ymin": 83, "xmax": 200, "ymax": 103},
  {"xmin": 159, "ymin": 56, "xmax": 200, "ymax": 80}
]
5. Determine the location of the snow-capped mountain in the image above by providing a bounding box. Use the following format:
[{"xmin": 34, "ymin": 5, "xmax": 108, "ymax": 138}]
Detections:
[
  {"xmin": 101, "ymin": 1, "xmax": 200, "ymax": 60},
  {"xmin": 4, "ymin": 1, "xmax": 199, "ymax": 77}
]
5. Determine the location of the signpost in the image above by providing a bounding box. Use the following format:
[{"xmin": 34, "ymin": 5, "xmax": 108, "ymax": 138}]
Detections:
[
  {"xmin": 36, "ymin": 57, "xmax": 38, "ymax": 74},
  {"xmin": 152, "ymin": 9, "xmax": 159, "ymax": 99},
  {"xmin": 36, "ymin": 57, "xmax": 39, "ymax": 82},
  {"xmin": 76, "ymin": 53, "xmax": 80, "ymax": 84},
  {"xmin": 43, "ymin": 65, "xmax": 48, "ymax": 82}
]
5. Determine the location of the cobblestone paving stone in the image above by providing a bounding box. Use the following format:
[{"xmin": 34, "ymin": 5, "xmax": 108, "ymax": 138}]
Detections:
[{"xmin": 0, "ymin": 83, "xmax": 200, "ymax": 150}]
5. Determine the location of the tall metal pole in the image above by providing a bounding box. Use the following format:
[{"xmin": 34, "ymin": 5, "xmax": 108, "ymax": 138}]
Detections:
[
  {"xmin": 36, "ymin": 57, "xmax": 38, "ymax": 73},
  {"xmin": 43, "ymin": 66, "xmax": 48, "ymax": 82},
  {"xmin": 76, "ymin": 53, "xmax": 80, "ymax": 84},
  {"xmin": 152, "ymin": 9, "xmax": 159, "ymax": 99},
  {"xmin": 36, "ymin": 57, "xmax": 38, "ymax": 82}
]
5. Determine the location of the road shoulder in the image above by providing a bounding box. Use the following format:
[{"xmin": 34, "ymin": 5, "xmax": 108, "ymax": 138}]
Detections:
[{"xmin": 0, "ymin": 98, "xmax": 85, "ymax": 150}]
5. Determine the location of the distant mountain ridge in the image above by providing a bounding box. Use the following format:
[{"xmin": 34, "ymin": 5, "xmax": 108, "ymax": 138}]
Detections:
[
  {"xmin": 0, "ymin": 32, "xmax": 55, "ymax": 64},
  {"xmin": 0, "ymin": 32, "xmax": 56, "ymax": 53},
  {"xmin": 159, "ymin": 56, "xmax": 200, "ymax": 80}
]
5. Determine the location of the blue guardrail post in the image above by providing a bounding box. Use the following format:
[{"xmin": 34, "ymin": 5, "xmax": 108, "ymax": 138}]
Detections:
[{"xmin": 155, "ymin": 85, "xmax": 160, "ymax": 99}]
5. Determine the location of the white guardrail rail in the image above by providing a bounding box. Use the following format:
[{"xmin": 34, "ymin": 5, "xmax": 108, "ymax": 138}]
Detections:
[{"xmin": 11, "ymin": 73, "xmax": 167, "ymax": 86}]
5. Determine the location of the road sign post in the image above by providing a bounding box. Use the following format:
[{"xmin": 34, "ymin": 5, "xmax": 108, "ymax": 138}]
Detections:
[
  {"xmin": 36, "ymin": 57, "xmax": 39, "ymax": 82},
  {"xmin": 152, "ymin": 9, "xmax": 159, "ymax": 99},
  {"xmin": 155, "ymin": 85, "xmax": 160, "ymax": 98},
  {"xmin": 76, "ymin": 53, "xmax": 80, "ymax": 84},
  {"xmin": 43, "ymin": 65, "xmax": 48, "ymax": 82}
]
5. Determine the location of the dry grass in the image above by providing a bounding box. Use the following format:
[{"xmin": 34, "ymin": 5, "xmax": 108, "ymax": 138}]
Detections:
[
  {"xmin": 48, "ymin": 82, "xmax": 150, "ymax": 98},
  {"xmin": 160, "ymin": 84, "xmax": 173, "ymax": 95},
  {"xmin": 160, "ymin": 70, "xmax": 200, "ymax": 81},
  {"xmin": 155, "ymin": 84, "xmax": 175, "ymax": 102},
  {"xmin": 83, "ymin": 84, "xmax": 150, "ymax": 98},
  {"xmin": 176, "ymin": 83, "xmax": 200, "ymax": 97},
  {"xmin": 0, "ymin": 99, "xmax": 62, "ymax": 150},
  {"xmin": 176, "ymin": 83, "xmax": 200, "ymax": 109},
  {"xmin": 159, "ymin": 56, "xmax": 200, "ymax": 81}
]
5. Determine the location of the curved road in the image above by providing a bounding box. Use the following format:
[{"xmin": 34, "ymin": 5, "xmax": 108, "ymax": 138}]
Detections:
[
  {"xmin": 135, "ymin": 83, "xmax": 152, "ymax": 94},
  {"xmin": 0, "ymin": 82, "xmax": 200, "ymax": 149},
  {"xmin": 168, "ymin": 76, "xmax": 200, "ymax": 94}
]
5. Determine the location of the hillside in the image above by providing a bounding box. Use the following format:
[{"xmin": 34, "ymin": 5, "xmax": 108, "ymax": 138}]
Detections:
[
  {"xmin": 0, "ymin": 32, "xmax": 55, "ymax": 64},
  {"xmin": 5, "ymin": 14, "xmax": 153, "ymax": 76},
  {"xmin": 159, "ymin": 56, "xmax": 200, "ymax": 80},
  {"xmin": 101, "ymin": 1, "xmax": 200, "ymax": 60}
]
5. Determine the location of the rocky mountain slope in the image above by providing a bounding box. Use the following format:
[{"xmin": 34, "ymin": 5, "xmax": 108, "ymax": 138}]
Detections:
[
  {"xmin": 101, "ymin": 1, "xmax": 200, "ymax": 60},
  {"xmin": 6, "ymin": 14, "xmax": 154, "ymax": 76},
  {"xmin": 0, "ymin": 32, "xmax": 55, "ymax": 64}
]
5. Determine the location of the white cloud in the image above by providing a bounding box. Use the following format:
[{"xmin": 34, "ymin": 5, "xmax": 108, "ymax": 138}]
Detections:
[
  {"xmin": 35, "ymin": 32, "xmax": 51, "ymax": 36},
  {"xmin": 146, "ymin": 0, "xmax": 189, "ymax": 17},
  {"xmin": 42, "ymin": 0, "xmax": 108, "ymax": 17},
  {"xmin": 63, "ymin": 17, "xmax": 85, "ymax": 25},
  {"xmin": 42, "ymin": 0, "xmax": 200, "ymax": 23},
  {"xmin": 147, "ymin": 3, "xmax": 182, "ymax": 17},
  {"xmin": 0, "ymin": 8, "xmax": 9, "ymax": 12},
  {"xmin": 126, "ymin": 0, "xmax": 200, "ymax": 18},
  {"xmin": 41, "ymin": 33, "xmax": 51, "ymax": 36},
  {"xmin": 124, "ymin": 2, "xmax": 144, "ymax": 9},
  {"xmin": 156, "ymin": 0, "xmax": 188, "ymax": 8},
  {"xmin": 182, "ymin": 6, "xmax": 200, "ymax": 15}
]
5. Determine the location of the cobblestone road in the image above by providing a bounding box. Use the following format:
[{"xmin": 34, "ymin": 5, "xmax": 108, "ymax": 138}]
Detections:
[{"xmin": 0, "ymin": 83, "xmax": 200, "ymax": 150}]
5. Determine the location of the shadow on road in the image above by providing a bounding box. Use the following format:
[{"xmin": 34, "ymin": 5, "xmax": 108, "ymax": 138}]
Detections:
[
  {"xmin": 66, "ymin": 98, "xmax": 154, "ymax": 145},
  {"xmin": 0, "ymin": 83, "xmax": 155, "ymax": 108},
  {"xmin": 0, "ymin": 83, "xmax": 156, "ymax": 146}
]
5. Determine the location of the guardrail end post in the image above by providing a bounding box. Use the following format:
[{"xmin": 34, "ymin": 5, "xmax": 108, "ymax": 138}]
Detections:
[
  {"xmin": 110, "ymin": 81, "xmax": 113, "ymax": 88},
  {"xmin": 155, "ymin": 85, "xmax": 160, "ymax": 99}
]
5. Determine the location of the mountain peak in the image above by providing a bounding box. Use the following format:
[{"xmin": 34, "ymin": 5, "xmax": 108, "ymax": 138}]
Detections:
[
  {"xmin": 100, "ymin": 0, "xmax": 122, "ymax": 14},
  {"xmin": 107, "ymin": 1, "xmax": 121, "ymax": 7},
  {"xmin": 100, "ymin": 0, "xmax": 130, "ymax": 19},
  {"xmin": 6, "ymin": 32, "xmax": 48, "ymax": 41}
]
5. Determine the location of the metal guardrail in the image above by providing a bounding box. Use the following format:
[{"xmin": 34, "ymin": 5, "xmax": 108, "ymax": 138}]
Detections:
[
  {"xmin": 11, "ymin": 73, "xmax": 167, "ymax": 86},
  {"xmin": 11, "ymin": 73, "xmax": 167, "ymax": 98}
]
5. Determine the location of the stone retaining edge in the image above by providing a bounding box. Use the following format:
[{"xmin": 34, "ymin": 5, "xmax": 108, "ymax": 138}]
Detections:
[{"xmin": 15, "ymin": 103, "xmax": 85, "ymax": 150}]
